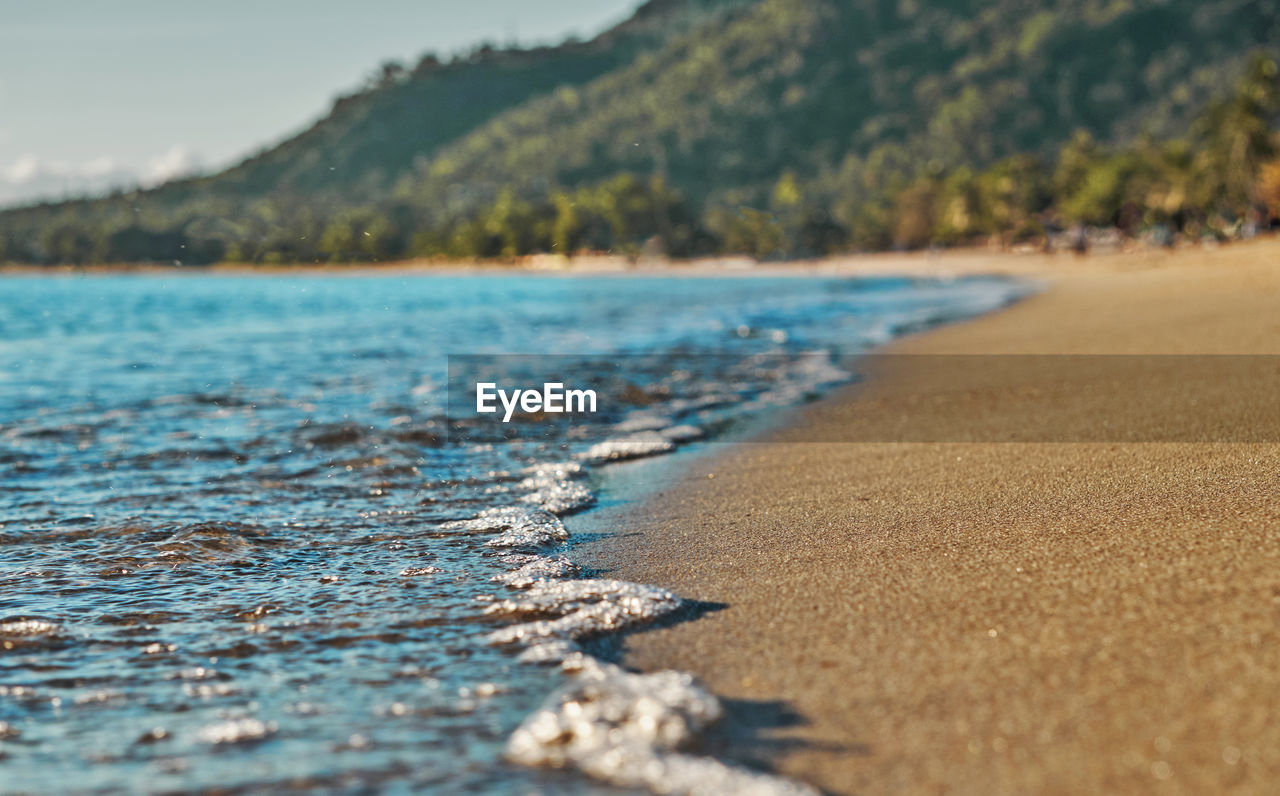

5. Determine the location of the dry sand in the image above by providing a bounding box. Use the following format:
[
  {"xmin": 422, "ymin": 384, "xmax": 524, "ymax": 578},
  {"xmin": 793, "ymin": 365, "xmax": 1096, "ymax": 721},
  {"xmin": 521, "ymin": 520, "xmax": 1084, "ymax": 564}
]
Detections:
[{"xmin": 581, "ymin": 238, "xmax": 1280, "ymax": 794}]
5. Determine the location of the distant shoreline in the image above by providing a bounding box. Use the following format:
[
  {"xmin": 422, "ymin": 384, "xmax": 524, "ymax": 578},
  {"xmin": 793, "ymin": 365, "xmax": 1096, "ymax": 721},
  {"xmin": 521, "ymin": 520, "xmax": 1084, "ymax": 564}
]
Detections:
[{"xmin": 3, "ymin": 236, "xmax": 1269, "ymax": 279}]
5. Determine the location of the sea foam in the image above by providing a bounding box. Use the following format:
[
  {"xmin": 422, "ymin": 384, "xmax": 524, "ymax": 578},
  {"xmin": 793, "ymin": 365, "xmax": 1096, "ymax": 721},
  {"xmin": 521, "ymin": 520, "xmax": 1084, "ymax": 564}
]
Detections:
[
  {"xmin": 469, "ymin": 418, "xmax": 817, "ymax": 796},
  {"xmin": 508, "ymin": 657, "xmax": 819, "ymax": 796},
  {"xmin": 482, "ymin": 509, "xmax": 569, "ymax": 551},
  {"xmin": 578, "ymin": 432, "xmax": 676, "ymax": 463},
  {"xmin": 485, "ymin": 579, "xmax": 683, "ymax": 645}
]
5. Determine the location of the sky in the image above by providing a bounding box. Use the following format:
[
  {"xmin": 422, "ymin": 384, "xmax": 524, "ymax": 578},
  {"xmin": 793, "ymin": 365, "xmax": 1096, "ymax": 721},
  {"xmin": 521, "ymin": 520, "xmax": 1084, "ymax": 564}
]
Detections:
[{"xmin": 0, "ymin": 0, "xmax": 642, "ymax": 206}]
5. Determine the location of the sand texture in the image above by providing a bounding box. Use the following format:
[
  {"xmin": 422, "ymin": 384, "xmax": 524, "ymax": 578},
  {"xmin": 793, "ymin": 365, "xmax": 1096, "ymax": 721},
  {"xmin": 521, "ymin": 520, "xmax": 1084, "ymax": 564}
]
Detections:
[{"xmin": 581, "ymin": 239, "xmax": 1280, "ymax": 794}]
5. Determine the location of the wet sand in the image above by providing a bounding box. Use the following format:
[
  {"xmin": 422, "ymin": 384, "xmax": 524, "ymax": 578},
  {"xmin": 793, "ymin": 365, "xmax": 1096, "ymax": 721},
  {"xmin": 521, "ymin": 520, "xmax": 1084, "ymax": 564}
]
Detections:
[{"xmin": 582, "ymin": 238, "xmax": 1280, "ymax": 794}]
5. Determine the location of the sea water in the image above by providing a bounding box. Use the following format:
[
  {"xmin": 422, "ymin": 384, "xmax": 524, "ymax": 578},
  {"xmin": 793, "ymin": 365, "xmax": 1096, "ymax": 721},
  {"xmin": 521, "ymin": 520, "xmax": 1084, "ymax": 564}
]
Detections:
[{"xmin": 0, "ymin": 272, "xmax": 1026, "ymax": 793}]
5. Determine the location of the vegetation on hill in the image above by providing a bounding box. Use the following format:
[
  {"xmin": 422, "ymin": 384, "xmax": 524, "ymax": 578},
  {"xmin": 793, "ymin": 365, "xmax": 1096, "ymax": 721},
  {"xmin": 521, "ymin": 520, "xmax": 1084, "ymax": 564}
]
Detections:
[
  {"xmin": 1, "ymin": 0, "xmax": 1279, "ymax": 266},
  {"xmin": 200, "ymin": 0, "xmax": 759, "ymax": 201}
]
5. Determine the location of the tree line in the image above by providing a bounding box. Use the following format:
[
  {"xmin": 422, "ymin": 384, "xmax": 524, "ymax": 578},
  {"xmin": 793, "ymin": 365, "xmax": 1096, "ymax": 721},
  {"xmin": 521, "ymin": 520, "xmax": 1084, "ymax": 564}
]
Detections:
[{"xmin": 1, "ymin": 54, "xmax": 1277, "ymax": 267}]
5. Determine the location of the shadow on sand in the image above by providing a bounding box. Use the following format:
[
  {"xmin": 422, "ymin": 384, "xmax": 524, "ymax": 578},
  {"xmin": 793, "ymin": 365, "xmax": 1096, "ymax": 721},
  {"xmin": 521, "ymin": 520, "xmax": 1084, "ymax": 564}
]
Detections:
[{"xmin": 580, "ymin": 592, "xmax": 864, "ymax": 796}]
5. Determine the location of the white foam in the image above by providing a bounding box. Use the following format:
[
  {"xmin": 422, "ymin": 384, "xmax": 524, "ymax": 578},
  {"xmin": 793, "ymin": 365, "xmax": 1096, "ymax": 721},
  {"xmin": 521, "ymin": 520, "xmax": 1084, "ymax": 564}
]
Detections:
[
  {"xmin": 492, "ymin": 556, "xmax": 580, "ymax": 588},
  {"xmin": 483, "ymin": 509, "xmax": 569, "ymax": 551},
  {"xmin": 474, "ymin": 366, "xmax": 838, "ymax": 794},
  {"xmin": 515, "ymin": 639, "xmax": 582, "ymax": 664},
  {"xmin": 184, "ymin": 682, "xmax": 240, "ymax": 699},
  {"xmin": 197, "ymin": 718, "xmax": 277, "ymax": 745},
  {"xmin": 522, "ymin": 461, "xmax": 584, "ymax": 479},
  {"xmin": 658, "ymin": 424, "xmax": 704, "ymax": 442},
  {"xmin": 513, "ymin": 462, "xmax": 596, "ymax": 514},
  {"xmin": 740, "ymin": 353, "xmax": 850, "ymax": 410},
  {"xmin": 613, "ymin": 413, "xmax": 671, "ymax": 433},
  {"xmin": 0, "ymin": 619, "xmax": 59, "ymax": 636},
  {"xmin": 507, "ymin": 657, "xmax": 818, "ymax": 796},
  {"xmin": 441, "ymin": 505, "xmax": 529, "ymax": 533},
  {"xmin": 485, "ymin": 579, "xmax": 682, "ymax": 645},
  {"xmin": 401, "ymin": 566, "xmax": 444, "ymax": 576},
  {"xmin": 520, "ymin": 478, "xmax": 595, "ymax": 515},
  {"xmin": 578, "ymin": 433, "xmax": 675, "ymax": 463}
]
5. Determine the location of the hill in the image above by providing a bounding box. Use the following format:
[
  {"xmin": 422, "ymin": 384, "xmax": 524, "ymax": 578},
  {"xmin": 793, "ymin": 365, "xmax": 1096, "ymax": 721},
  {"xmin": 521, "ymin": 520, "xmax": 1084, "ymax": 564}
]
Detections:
[
  {"xmin": 398, "ymin": 0, "xmax": 1279, "ymax": 226},
  {"xmin": 195, "ymin": 0, "xmax": 759, "ymax": 202},
  {"xmin": 1, "ymin": 0, "xmax": 1278, "ymax": 265}
]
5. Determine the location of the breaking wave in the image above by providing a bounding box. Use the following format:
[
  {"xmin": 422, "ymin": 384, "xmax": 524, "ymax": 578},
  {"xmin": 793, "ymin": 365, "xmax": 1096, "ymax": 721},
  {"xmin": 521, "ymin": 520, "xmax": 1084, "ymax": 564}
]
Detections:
[{"xmin": 463, "ymin": 425, "xmax": 819, "ymax": 795}]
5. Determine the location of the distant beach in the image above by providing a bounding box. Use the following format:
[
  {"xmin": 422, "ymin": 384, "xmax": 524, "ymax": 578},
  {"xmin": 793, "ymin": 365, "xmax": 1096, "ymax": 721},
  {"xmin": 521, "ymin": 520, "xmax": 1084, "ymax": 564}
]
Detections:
[
  {"xmin": 582, "ymin": 236, "xmax": 1280, "ymax": 794},
  {"xmin": 0, "ymin": 237, "xmax": 1236, "ymax": 280}
]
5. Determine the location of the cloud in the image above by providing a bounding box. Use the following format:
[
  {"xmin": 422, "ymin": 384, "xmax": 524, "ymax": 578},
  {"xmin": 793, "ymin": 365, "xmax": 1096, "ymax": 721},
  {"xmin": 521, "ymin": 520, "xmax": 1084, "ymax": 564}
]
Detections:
[
  {"xmin": 3, "ymin": 154, "xmax": 41, "ymax": 184},
  {"xmin": 0, "ymin": 145, "xmax": 203, "ymax": 207},
  {"xmin": 141, "ymin": 144, "xmax": 202, "ymax": 187},
  {"xmin": 0, "ymin": 154, "xmax": 134, "ymax": 206},
  {"xmin": 2, "ymin": 153, "xmax": 127, "ymax": 185}
]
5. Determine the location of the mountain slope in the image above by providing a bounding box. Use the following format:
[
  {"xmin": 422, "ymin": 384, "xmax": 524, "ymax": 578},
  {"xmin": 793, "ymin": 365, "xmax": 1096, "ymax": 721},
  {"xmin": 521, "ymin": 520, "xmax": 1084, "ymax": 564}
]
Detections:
[
  {"xmin": 198, "ymin": 0, "xmax": 759, "ymax": 201},
  {"xmin": 3, "ymin": 0, "xmax": 754, "ymax": 214},
  {"xmin": 1, "ymin": 0, "xmax": 1278, "ymax": 264},
  {"xmin": 400, "ymin": 0, "xmax": 1280, "ymax": 212}
]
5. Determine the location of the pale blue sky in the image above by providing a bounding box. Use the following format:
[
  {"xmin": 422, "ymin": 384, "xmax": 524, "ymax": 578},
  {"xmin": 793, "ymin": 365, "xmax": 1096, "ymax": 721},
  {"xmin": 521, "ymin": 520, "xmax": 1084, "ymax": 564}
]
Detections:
[{"xmin": 0, "ymin": 0, "xmax": 641, "ymax": 205}]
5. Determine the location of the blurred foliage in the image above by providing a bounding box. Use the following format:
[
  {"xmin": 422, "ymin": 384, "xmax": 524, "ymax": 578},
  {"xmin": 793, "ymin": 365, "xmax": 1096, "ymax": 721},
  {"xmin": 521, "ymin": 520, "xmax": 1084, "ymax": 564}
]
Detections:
[{"xmin": 1, "ymin": 0, "xmax": 1279, "ymax": 265}]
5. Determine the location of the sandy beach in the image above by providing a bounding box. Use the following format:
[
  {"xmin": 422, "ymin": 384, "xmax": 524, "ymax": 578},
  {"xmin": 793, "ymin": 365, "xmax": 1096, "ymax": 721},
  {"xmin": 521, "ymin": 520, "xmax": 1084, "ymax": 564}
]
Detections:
[{"xmin": 582, "ymin": 238, "xmax": 1280, "ymax": 794}]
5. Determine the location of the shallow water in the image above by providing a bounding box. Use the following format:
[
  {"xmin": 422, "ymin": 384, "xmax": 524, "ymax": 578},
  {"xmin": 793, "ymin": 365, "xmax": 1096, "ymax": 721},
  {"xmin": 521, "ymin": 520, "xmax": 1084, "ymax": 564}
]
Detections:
[{"xmin": 0, "ymin": 272, "xmax": 1026, "ymax": 793}]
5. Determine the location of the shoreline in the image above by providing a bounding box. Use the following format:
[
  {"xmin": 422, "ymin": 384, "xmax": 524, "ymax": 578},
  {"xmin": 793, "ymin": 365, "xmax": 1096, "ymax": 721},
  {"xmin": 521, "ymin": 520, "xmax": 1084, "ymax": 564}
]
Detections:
[
  {"xmin": 0, "ymin": 237, "xmax": 1264, "ymax": 279},
  {"xmin": 580, "ymin": 237, "xmax": 1280, "ymax": 794}
]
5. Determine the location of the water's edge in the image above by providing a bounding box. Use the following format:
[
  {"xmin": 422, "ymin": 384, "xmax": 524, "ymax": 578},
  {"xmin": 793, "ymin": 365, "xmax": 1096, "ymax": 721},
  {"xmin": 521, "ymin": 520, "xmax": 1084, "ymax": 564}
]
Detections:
[
  {"xmin": 539, "ymin": 276, "xmax": 1037, "ymax": 793},
  {"xmin": 0, "ymin": 271, "xmax": 1034, "ymax": 794}
]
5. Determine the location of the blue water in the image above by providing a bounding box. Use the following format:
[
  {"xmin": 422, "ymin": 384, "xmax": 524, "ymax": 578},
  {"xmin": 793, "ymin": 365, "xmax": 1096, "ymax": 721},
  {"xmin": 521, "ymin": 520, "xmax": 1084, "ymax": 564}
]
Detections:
[{"xmin": 0, "ymin": 272, "xmax": 1025, "ymax": 793}]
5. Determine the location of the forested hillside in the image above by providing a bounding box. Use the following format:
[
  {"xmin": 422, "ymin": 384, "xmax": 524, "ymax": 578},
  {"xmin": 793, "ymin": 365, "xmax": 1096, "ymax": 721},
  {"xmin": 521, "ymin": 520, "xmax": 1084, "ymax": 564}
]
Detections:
[
  {"xmin": 403, "ymin": 0, "xmax": 1276, "ymax": 207},
  {"xmin": 3, "ymin": 0, "xmax": 1279, "ymax": 265},
  {"xmin": 199, "ymin": 0, "xmax": 759, "ymax": 201}
]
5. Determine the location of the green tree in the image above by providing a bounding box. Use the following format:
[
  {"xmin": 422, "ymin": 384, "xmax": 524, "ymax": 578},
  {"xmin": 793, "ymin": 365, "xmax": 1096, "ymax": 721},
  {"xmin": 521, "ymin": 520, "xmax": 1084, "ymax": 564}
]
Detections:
[
  {"xmin": 1190, "ymin": 53, "xmax": 1280, "ymax": 215},
  {"xmin": 892, "ymin": 178, "xmax": 941, "ymax": 249}
]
